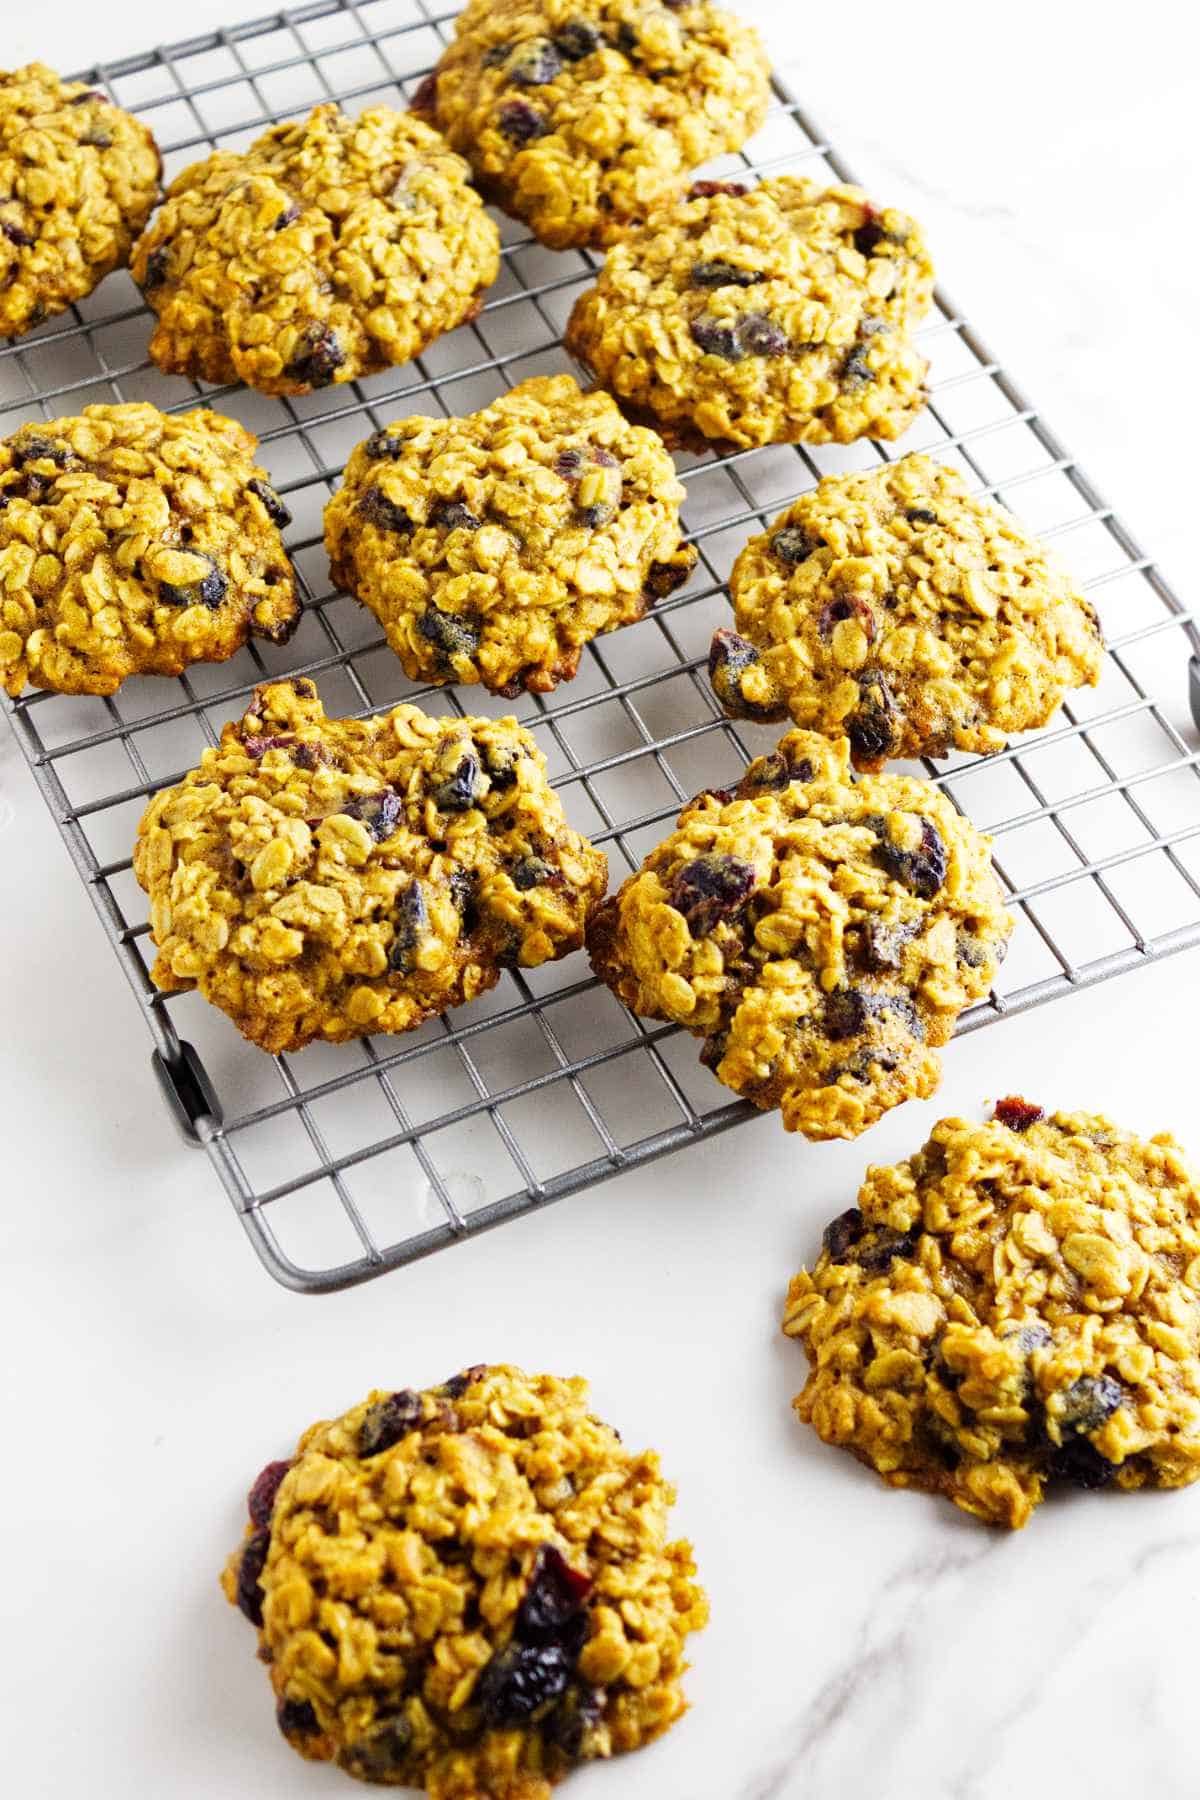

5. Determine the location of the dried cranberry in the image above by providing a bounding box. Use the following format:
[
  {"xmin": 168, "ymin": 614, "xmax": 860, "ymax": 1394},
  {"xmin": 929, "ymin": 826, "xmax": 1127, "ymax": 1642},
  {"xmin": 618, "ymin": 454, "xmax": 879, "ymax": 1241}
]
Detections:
[
  {"xmin": 821, "ymin": 1207, "xmax": 865, "ymax": 1261},
  {"xmin": 432, "ymin": 500, "xmax": 482, "ymax": 531},
  {"xmin": 2, "ymin": 220, "xmax": 33, "ymax": 248},
  {"xmin": 439, "ymin": 1365, "xmax": 489, "ymax": 1397},
  {"xmin": 516, "ymin": 1545, "xmax": 593, "ymax": 1645},
  {"xmin": 769, "ymin": 526, "xmax": 814, "ymax": 565},
  {"xmin": 555, "ymin": 20, "xmax": 602, "ymax": 59},
  {"xmin": 687, "ymin": 180, "xmax": 748, "ymax": 200},
  {"xmin": 69, "ymin": 88, "xmax": 106, "ymax": 104},
  {"xmin": 508, "ymin": 38, "xmax": 563, "ymax": 84},
  {"xmin": 247, "ymin": 1459, "xmax": 292, "ymax": 1528},
  {"xmin": 410, "ymin": 71, "xmax": 437, "ymax": 114},
  {"xmin": 389, "ymin": 881, "xmax": 429, "ymax": 972},
  {"xmin": 248, "ymin": 477, "xmax": 291, "ymax": 529},
  {"xmin": 737, "ymin": 313, "xmax": 788, "ymax": 357},
  {"xmin": 286, "ymin": 323, "xmax": 344, "ymax": 387},
  {"xmin": 994, "ymin": 1096, "xmax": 1043, "ymax": 1132},
  {"xmin": 433, "ymin": 753, "xmax": 485, "ymax": 812},
  {"xmin": 670, "ymin": 854, "xmax": 756, "ymax": 935},
  {"xmin": 853, "ymin": 221, "xmax": 886, "ymax": 256},
  {"xmin": 365, "ymin": 430, "xmax": 405, "ymax": 459},
  {"xmin": 236, "ymin": 1529, "xmax": 270, "ymax": 1626},
  {"xmin": 590, "ymin": 446, "xmax": 619, "ymax": 468},
  {"xmin": 360, "ymin": 1389, "xmax": 423, "ymax": 1455},
  {"xmin": 690, "ymin": 259, "xmax": 764, "ymax": 289},
  {"xmin": 498, "ymin": 98, "xmax": 550, "ymax": 142},
  {"xmin": 477, "ymin": 1644, "xmax": 573, "ymax": 1725},
  {"xmin": 873, "ymin": 816, "xmax": 947, "ymax": 899},
  {"xmin": 708, "ymin": 629, "xmax": 786, "ymax": 722},
  {"xmin": 277, "ymin": 1698, "xmax": 319, "ymax": 1737},
  {"xmin": 418, "ymin": 605, "xmax": 480, "ymax": 662},
  {"xmin": 358, "ymin": 488, "xmax": 414, "ymax": 534},
  {"xmin": 554, "ymin": 447, "xmax": 586, "ymax": 481}
]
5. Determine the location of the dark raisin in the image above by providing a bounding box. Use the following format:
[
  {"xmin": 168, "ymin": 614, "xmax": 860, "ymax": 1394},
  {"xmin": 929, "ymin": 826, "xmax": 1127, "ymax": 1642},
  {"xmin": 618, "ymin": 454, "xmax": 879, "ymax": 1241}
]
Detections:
[
  {"xmin": 450, "ymin": 868, "xmax": 480, "ymax": 932},
  {"xmin": 241, "ymin": 733, "xmax": 298, "ymax": 758},
  {"xmin": 83, "ymin": 128, "xmax": 112, "ymax": 147},
  {"xmin": 432, "ymin": 500, "xmax": 482, "ymax": 532},
  {"xmin": 555, "ymin": 447, "xmax": 586, "ymax": 481},
  {"xmin": 345, "ymin": 789, "xmax": 403, "ymax": 843},
  {"xmin": 434, "ymin": 752, "xmax": 484, "ymax": 813},
  {"xmin": 687, "ymin": 179, "xmax": 748, "ymax": 200},
  {"xmin": 508, "ymin": 38, "xmax": 563, "ymax": 84},
  {"xmin": 770, "ymin": 526, "xmax": 814, "ymax": 565},
  {"xmin": 477, "ymin": 1644, "xmax": 573, "ymax": 1726},
  {"xmin": 670, "ymin": 854, "xmax": 756, "ymax": 936},
  {"xmin": 821, "ymin": 1207, "xmax": 865, "ymax": 1261},
  {"xmin": 555, "ymin": 20, "xmax": 602, "ymax": 59},
  {"xmin": 516, "ymin": 1545, "xmax": 593, "ymax": 1645},
  {"xmin": 286, "ymin": 323, "xmax": 345, "ymax": 387},
  {"xmin": 853, "ymin": 221, "xmax": 885, "ymax": 257},
  {"xmin": 854, "ymin": 1225, "xmax": 921, "ymax": 1274},
  {"xmin": 277, "ymin": 1698, "xmax": 319, "ymax": 1737},
  {"xmin": 690, "ymin": 259, "xmax": 764, "ymax": 289},
  {"xmin": 236, "ymin": 1529, "xmax": 270, "ymax": 1627},
  {"xmin": 247, "ymin": 1459, "xmax": 292, "ymax": 1528},
  {"xmin": 358, "ymin": 488, "xmax": 414, "ymax": 534},
  {"xmin": 440, "ymin": 1365, "xmax": 489, "ymax": 1398},
  {"xmin": 873, "ymin": 816, "xmax": 947, "ymax": 899},
  {"xmin": 1007, "ymin": 1322, "xmax": 1051, "ymax": 1355},
  {"xmin": 482, "ymin": 43, "xmax": 512, "ymax": 68},
  {"xmin": 360, "ymin": 1389, "xmax": 423, "ymax": 1455},
  {"xmin": 699, "ymin": 1030, "xmax": 728, "ymax": 1071},
  {"xmin": 1058, "ymin": 1375, "xmax": 1125, "ymax": 1435},
  {"xmin": 2, "ymin": 220, "xmax": 33, "ymax": 248},
  {"xmin": 744, "ymin": 750, "xmax": 790, "ymax": 789},
  {"xmin": 590, "ymin": 446, "xmax": 619, "ymax": 468},
  {"xmin": 708, "ymin": 629, "xmax": 786, "ymax": 722},
  {"xmin": 159, "ymin": 554, "xmax": 226, "ymax": 610},
  {"xmin": 142, "ymin": 245, "xmax": 169, "ymax": 288},
  {"xmin": 418, "ymin": 605, "xmax": 480, "ymax": 663},
  {"xmin": 547, "ymin": 1686, "xmax": 605, "ymax": 1757},
  {"xmin": 512, "ymin": 855, "xmax": 553, "ymax": 890},
  {"xmin": 840, "ymin": 341, "xmax": 875, "ymax": 390},
  {"xmin": 644, "ymin": 552, "xmax": 694, "ymax": 599},
  {"xmin": 498, "ymin": 99, "xmax": 550, "ymax": 142},
  {"xmin": 10, "ymin": 434, "xmax": 73, "ymax": 468},
  {"xmin": 273, "ymin": 202, "xmax": 301, "ymax": 230},
  {"xmin": 69, "ymin": 89, "xmax": 106, "ymax": 104},
  {"xmin": 615, "ymin": 21, "xmax": 639, "ymax": 54},
  {"xmin": 389, "ymin": 881, "xmax": 429, "ymax": 972},
  {"xmin": 690, "ymin": 314, "xmax": 741, "ymax": 360},
  {"xmin": 906, "ymin": 507, "xmax": 938, "ymax": 525},
  {"xmin": 247, "ymin": 477, "xmax": 291, "ymax": 529},
  {"xmin": 736, "ymin": 313, "xmax": 788, "ymax": 357},
  {"xmin": 1048, "ymin": 1436, "xmax": 1117, "ymax": 1490},
  {"xmin": 365, "ymin": 430, "xmax": 405, "ymax": 460},
  {"xmin": 823, "ymin": 989, "xmax": 868, "ymax": 1040},
  {"xmin": 994, "ymin": 1096, "xmax": 1043, "ymax": 1132},
  {"xmin": 577, "ymin": 501, "xmax": 616, "ymax": 529},
  {"xmin": 342, "ymin": 1713, "xmax": 413, "ymax": 1776},
  {"xmin": 846, "ymin": 676, "xmax": 897, "ymax": 763},
  {"xmin": 818, "ymin": 595, "xmax": 876, "ymax": 643},
  {"xmin": 483, "ymin": 744, "xmax": 520, "ymax": 790}
]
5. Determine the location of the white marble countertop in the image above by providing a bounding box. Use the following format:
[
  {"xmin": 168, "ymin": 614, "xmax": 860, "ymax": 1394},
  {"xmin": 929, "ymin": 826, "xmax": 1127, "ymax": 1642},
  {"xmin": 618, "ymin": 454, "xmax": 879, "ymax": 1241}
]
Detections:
[{"xmin": 3, "ymin": 4, "xmax": 1199, "ymax": 1797}]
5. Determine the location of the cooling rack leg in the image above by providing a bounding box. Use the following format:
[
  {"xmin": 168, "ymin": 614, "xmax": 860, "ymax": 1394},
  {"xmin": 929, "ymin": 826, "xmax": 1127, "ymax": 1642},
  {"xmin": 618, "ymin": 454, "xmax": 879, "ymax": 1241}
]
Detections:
[
  {"xmin": 152, "ymin": 1042, "xmax": 224, "ymax": 1145},
  {"xmin": 1190, "ymin": 657, "xmax": 1200, "ymax": 734}
]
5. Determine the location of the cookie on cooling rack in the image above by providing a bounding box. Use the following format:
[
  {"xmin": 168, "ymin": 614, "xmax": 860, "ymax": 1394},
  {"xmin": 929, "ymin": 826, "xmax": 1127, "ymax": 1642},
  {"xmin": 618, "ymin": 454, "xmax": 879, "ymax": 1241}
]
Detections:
[
  {"xmin": 710, "ymin": 454, "xmax": 1105, "ymax": 767},
  {"xmin": 134, "ymin": 679, "xmax": 606, "ymax": 1053},
  {"xmin": 0, "ymin": 63, "xmax": 160, "ymax": 339},
  {"xmin": 0, "ymin": 404, "xmax": 298, "ymax": 698},
  {"xmin": 130, "ymin": 103, "xmax": 499, "ymax": 395},
  {"xmin": 414, "ymin": 0, "xmax": 770, "ymax": 251},
  {"xmin": 324, "ymin": 374, "xmax": 697, "ymax": 697},
  {"xmin": 223, "ymin": 1363, "xmax": 708, "ymax": 1796},
  {"xmin": 783, "ymin": 1100, "xmax": 1200, "ymax": 1528},
  {"xmin": 563, "ymin": 175, "xmax": 933, "ymax": 451},
  {"xmin": 587, "ymin": 731, "xmax": 1012, "ymax": 1140}
]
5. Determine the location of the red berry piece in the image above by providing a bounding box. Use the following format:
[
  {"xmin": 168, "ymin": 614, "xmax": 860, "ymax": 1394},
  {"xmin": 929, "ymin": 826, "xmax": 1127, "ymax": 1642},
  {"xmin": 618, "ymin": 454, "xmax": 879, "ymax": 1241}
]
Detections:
[
  {"xmin": 247, "ymin": 1458, "xmax": 292, "ymax": 1528},
  {"xmin": 993, "ymin": 1096, "xmax": 1044, "ymax": 1132}
]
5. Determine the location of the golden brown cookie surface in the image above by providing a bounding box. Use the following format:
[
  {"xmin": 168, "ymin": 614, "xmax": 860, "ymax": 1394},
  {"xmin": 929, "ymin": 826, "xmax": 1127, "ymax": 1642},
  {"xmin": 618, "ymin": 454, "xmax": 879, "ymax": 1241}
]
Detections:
[
  {"xmin": 420, "ymin": 0, "xmax": 770, "ymax": 251},
  {"xmin": 564, "ymin": 176, "xmax": 932, "ymax": 450},
  {"xmin": 131, "ymin": 104, "xmax": 499, "ymax": 395},
  {"xmin": 713, "ymin": 454, "xmax": 1105, "ymax": 766},
  {"xmin": 324, "ymin": 375, "xmax": 696, "ymax": 697},
  {"xmin": 0, "ymin": 63, "xmax": 160, "ymax": 338},
  {"xmin": 222, "ymin": 1363, "xmax": 708, "ymax": 1797},
  {"xmin": 588, "ymin": 731, "xmax": 1011, "ymax": 1140},
  {"xmin": 134, "ymin": 679, "xmax": 606, "ymax": 1053},
  {"xmin": 0, "ymin": 404, "xmax": 297, "ymax": 697},
  {"xmin": 783, "ymin": 1103, "xmax": 1200, "ymax": 1528}
]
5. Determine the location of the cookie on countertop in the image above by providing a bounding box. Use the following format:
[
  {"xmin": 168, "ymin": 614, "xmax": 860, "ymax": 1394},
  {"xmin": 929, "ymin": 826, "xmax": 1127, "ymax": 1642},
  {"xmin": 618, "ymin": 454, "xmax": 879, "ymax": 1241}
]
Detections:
[
  {"xmin": 563, "ymin": 176, "xmax": 933, "ymax": 451},
  {"xmin": 222, "ymin": 1363, "xmax": 708, "ymax": 1797},
  {"xmin": 0, "ymin": 404, "xmax": 298, "ymax": 697},
  {"xmin": 587, "ymin": 731, "xmax": 1011, "ymax": 1141},
  {"xmin": 711, "ymin": 454, "xmax": 1105, "ymax": 767},
  {"xmin": 783, "ymin": 1101, "xmax": 1200, "ymax": 1528},
  {"xmin": 134, "ymin": 679, "xmax": 606, "ymax": 1053},
  {"xmin": 416, "ymin": 0, "xmax": 770, "ymax": 251},
  {"xmin": 131, "ymin": 103, "xmax": 500, "ymax": 395},
  {"xmin": 324, "ymin": 374, "xmax": 697, "ymax": 697},
  {"xmin": 0, "ymin": 63, "xmax": 160, "ymax": 339}
]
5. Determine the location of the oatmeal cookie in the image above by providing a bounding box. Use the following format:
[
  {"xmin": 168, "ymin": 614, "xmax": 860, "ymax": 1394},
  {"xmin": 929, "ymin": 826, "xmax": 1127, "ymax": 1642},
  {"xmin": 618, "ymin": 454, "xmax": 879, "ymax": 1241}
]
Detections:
[
  {"xmin": 0, "ymin": 404, "xmax": 298, "ymax": 698},
  {"xmin": 324, "ymin": 375, "xmax": 696, "ymax": 697},
  {"xmin": 416, "ymin": 0, "xmax": 770, "ymax": 251},
  {"xmin": 713, "ymin": 454, "xmax": 1105, "ymax": 766},
  {"xmin": 563, "ymin": 176, "xmax": 933, "ymax": 450},
  {"xmin": 0, "ymin": 63, "xmax": 160, "ymax": 339},
  {"xmin": 130, "ymin": 104, "xmax": 499, "ymax": 396},
  {"xmin": 783, "ymin": 1102, "xmax": 1200, "ymax": 1528},
  {"xmin": 222, "ymin": 1363, "xmax": 708, "ymax": 1797},
  {"xmin": 134, "ymin": 679, "xmax": 606, "ymax": 1053},
  {"xmin": 587, "ymin": 731, "xmax": 1011, "ymax": 1140}
]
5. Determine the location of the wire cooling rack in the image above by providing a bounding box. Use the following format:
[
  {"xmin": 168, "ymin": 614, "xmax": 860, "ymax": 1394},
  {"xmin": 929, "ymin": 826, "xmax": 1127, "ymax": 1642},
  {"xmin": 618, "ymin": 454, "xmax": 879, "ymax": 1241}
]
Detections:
[{"xmin": 4, "ymin": 0, "xmax": 1199, "ymax": 1293}]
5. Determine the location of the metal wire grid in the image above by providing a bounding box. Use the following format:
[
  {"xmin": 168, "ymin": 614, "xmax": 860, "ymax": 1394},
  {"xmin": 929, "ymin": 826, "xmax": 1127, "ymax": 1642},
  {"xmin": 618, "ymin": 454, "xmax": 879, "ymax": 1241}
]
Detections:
[{"xmin": 3, "ymin": 0, "xmax": 1199, "ymax": 1293}]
